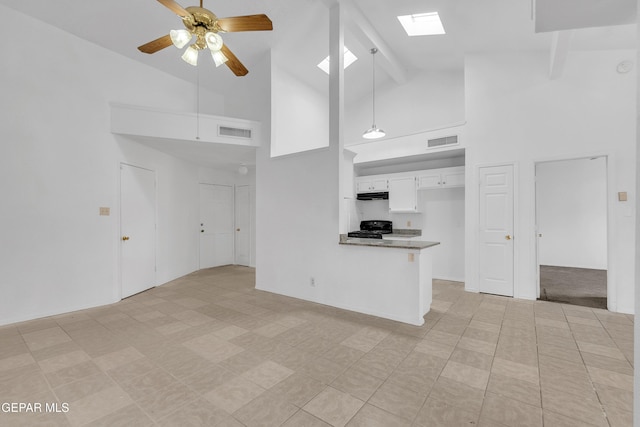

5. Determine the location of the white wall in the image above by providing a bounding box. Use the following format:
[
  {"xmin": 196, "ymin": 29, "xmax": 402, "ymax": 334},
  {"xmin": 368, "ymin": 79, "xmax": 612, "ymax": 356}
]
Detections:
[
  {"xmin": 257, "ymin": 40, "xmax": 452, "ymax": 323},
  {"xmin": 464, "ymin": 50, "xmax": 636, "ymax": 312},
  {"xmin": 258, "ymin": 15, "xmax": 636, "ymax": 326},
  {"xmin": 224, "ymin": 54, "xmax": 271, "ymax": 271},
  {"xmin": 270, "ymin": 63, "xmax": 329, "ymax": 157},
  {"xmin": 634, "ymin": 1, "xmax": 640, "ymax": 418},
  {"xmin": 536, "ymin": 157, "xmax": 608, "ymax": 269},
  {"xmin": 116, "ymin": 138, "xmax": 242, "ymax": 284},
  {"xmin": 355, "ymin": 188, "xmax": 465, "ymax": 282},
  {"xmin": 420, "ymin": 189, "xmax": 465, "ymax": 282},
  {"xmin": 0, "ymin": 5, "xmax": 245, "ymax": 325},
  {"xmin": 345, "ymin": 70, "xmax": 465, "ymax": 146}
]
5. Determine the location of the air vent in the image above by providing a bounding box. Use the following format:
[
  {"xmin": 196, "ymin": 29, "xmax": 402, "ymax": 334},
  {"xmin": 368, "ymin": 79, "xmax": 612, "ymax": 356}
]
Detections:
[
  {"xmin": 427, "ymin": 135, "xmax": 458, "ymax": 149},
  {"xmin": 219, "ymin": 126, "xmax": 252, "ymax": 139}
]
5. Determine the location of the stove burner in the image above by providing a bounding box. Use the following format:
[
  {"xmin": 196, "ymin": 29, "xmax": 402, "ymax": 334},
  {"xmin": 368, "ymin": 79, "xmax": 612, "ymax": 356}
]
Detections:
[{"xmin": 347, "ymin": 220, "xmax": 392, "ymax": 239}]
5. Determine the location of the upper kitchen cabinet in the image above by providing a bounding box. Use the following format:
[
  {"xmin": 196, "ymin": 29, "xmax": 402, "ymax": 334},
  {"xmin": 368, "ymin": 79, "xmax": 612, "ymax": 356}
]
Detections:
[
  {"xmin": 389, "ymin": 176, "xmax": 418, "ymax": 213},
  {"xmin": 356, "ymin": 176, "xmax": 389, "ymax": 193},
  {"xmin": 418, "ymin": 166, "xmax": 465, "ymax": 189}
]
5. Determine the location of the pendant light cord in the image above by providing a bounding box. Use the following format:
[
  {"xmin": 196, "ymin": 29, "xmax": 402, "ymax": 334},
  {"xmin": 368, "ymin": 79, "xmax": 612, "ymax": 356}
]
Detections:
[
  {"xmin": 363, "ymin": 47, "xmax": 385, "ymax": 138},
  {"xmin": 196, "ymin": 65, "xmax": 200, "ymax": 140},
  {"xmin": 371, "ymin": 48, "xmax": 377, "ymax": 127}
]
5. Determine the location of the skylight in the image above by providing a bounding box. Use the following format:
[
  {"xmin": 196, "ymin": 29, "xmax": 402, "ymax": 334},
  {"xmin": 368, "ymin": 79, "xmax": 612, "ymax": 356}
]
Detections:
[
  {"xmin": 317, "ymin": 47, "xmax": 358, "ymax": 74},
  {"xmin": 397, "ymin": 12, "xmax": 445, "ymax": 36}
]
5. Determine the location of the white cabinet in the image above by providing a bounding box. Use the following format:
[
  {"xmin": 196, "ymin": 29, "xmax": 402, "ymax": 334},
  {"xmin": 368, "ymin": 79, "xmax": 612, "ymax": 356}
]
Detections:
[
  {"xmin": 356, "ymin": 176, "xmax": 388, "ymax": 193},
  {"xmin": 443, "ymin": 169, "xmax": 465, "ymax": 187},
  {"xmin": 418, "ymin": 167, "xmax": 464, "ymax": 189},
  {"xmin": 417, "ymin": 172, "xmax": 442, "ymax": 189},
  {"xmin": 355, "ymin": 167, "xmax": 464, "ymax": 209},
  {"xmin": 389, "ymin": 177, "xmax": 418, "ymax": 212}
]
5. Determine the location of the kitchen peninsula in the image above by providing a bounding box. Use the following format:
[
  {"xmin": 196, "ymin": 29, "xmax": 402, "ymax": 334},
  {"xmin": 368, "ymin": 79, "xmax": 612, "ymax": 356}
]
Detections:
[{"xmin": 337, "ymin": 236, "xmax": 440, "ymax": 326}]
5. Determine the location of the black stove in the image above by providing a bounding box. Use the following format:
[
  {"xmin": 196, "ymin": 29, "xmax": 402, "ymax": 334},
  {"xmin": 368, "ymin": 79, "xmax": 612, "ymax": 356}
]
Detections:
[{"xmin": 347, "ymin": 220, "xmax": 392, "ymax": 239}]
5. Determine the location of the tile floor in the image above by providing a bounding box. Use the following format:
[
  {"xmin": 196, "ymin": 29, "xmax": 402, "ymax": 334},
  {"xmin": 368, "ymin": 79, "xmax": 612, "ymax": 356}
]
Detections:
[{"xmin": 0, "ymin": 266, "xmax": 634, "ymax": 426}]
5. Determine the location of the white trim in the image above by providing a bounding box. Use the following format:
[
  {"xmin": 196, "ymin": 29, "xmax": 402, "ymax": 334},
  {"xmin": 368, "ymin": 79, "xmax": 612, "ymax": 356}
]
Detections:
[
  {"xmin": 234, "ymin": 184, "xmax": 253, "ymax": 267},
  {"xmin": 433, "ymin": 276, "xmax": 465, "ymax": 283},
  {"xmin": 531, "ymin": 151, "xmax": 615, "ymax": 311}
]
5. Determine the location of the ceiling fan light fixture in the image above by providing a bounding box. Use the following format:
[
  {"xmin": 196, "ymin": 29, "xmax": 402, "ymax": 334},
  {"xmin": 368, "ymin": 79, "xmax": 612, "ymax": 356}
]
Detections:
[
  {"xmin": 205, "ymin": 32, "xmax": 224, "ymax": 51},
  {"xmin": 170, "ymin": 29, "xmax": 192, "ymax": 49},
  {"xmin": 211, "ymin": 50, "xmax": 229, "ymax": 67},
  {"xmin": 181, "ymin": 45, "xmax": 199, "ymax": 66},
  {"xmin": 137, "ymin": 0, "xmax": 273, "ymax": 76}
]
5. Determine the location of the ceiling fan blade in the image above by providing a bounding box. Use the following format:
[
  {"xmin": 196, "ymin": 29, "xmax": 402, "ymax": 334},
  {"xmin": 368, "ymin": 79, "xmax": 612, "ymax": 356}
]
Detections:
[
  {"xmin": 138, "ymin": 34, "xmax": 173, "ymax": 54},
  {"xmin": 221, "ymin": 45, "xmax": 248, "ymax": 76},
  {"xmin": 217, "ymin": 14, "xmax": 273, "ymax": 32},
  {"xmin": 157, "ymin": 0, "xmax": 191, "ymax": 18}
]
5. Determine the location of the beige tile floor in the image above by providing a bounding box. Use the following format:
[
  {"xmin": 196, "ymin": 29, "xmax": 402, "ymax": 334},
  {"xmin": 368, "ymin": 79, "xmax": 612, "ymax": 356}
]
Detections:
[{"xmin": 0, "ymin": 266, "xmax": 634, "ymax": 426}]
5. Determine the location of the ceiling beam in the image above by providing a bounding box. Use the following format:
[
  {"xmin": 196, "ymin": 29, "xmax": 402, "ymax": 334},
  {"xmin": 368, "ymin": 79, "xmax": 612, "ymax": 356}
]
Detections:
[
  {"xmin": 339, "ymin": 0, "xmax": 409, "ymax": 85},
  {"xmin": 549, "ymin": 30, "xmax": 573, "ymax": 80}
]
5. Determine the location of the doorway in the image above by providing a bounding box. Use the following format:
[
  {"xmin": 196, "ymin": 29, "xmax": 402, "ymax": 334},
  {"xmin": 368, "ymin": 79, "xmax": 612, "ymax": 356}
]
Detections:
[
  {"xmin": 235, "ymin": 185, "xmax": 251, "ymax": 266},
  {"xmin": 199, "ymin": 183, "xmax": 234, "ymax": 269},
  {"xmin": 535, "ymin": 157, "xmax": 608, "ymax": 309},
  {"xmin": 120, "ymin": 163, "xmax": 156, "ymax": 298},
  {"xmin": 478, "ymin": 164, "xmax": 515, "ymax": 297}
]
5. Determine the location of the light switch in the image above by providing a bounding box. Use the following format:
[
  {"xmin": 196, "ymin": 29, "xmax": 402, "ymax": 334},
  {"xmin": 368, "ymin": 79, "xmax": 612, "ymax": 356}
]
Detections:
[
  {"xmin": 618, "ymin": 192, "xmax": 627, "ymax": 202},
  {"xmin": 407, "ymin": 220, "xmax": 412, "ymax": 227},
  {"xmin": 408, "ymin": 253, "xmax": 415, "ymax": 262},
  {"xmin": 99, "ymin": 207, "xmax": 110, "ymax": 216}
]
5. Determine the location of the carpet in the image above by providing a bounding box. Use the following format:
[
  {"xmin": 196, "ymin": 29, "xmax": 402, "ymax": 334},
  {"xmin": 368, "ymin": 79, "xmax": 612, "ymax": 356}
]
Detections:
[{"xmin": 539, "ymin": 265, "xmax": 607, "ymax": 309}]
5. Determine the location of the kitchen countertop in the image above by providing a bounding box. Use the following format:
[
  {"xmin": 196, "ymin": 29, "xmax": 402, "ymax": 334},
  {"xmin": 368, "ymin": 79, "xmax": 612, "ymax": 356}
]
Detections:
[
  {"xmin": 385, "ymin": 229, "xmax": 422, "ymax": 238},
  {"xmin": 339, "ymin": 236, "xmax": 440, "ymax": 250}
]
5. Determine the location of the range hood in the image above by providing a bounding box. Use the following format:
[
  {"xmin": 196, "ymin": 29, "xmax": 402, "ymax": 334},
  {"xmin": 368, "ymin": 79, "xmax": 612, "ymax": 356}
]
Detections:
[{"xmin": 357, "ymin": 191, "xmax": 389, "ymax": 201}]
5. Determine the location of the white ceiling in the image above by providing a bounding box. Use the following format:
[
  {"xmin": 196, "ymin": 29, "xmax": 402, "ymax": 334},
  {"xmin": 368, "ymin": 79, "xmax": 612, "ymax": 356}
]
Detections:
[{"xmin": 0, "ymin": 0, "xmax": 635, "ymax": 168}]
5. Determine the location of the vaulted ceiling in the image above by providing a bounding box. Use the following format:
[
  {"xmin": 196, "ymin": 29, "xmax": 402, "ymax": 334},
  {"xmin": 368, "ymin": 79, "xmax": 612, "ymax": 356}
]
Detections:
[
  {"xmin": 0, "ymin": 0, "xmax": 635, "ymax": 169},
  {"xmin": 1, "ymin": 0, "xmax": 634, "ymax": 103}
]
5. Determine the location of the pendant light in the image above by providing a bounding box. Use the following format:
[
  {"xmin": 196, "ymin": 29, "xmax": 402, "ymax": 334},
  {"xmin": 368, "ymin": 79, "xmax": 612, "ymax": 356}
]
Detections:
[{"xmin": 363, "ymin": 48, "xmax": 385, "ymax": 139}]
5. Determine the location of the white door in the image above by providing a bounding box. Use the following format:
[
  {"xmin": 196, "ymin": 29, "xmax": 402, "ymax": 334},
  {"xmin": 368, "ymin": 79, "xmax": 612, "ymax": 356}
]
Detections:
[
  {"xmin": 479, "ymin": 165, "xmax": 514, "ymax": 296},
  {"xmin": 199, "ymin": 184, "xmax": 234, "ymax": 269},
  {"xmin": 120, "ymin": 164, "xmax": 156, "ymax": 298},
  {"xmin": 235, "ymin": 185, "xmax": 251, "ymax": 266}
]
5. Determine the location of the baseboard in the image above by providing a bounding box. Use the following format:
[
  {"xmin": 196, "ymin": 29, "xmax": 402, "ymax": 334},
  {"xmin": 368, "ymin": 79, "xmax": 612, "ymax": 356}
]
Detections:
[{"xmin": 433, "ymin": 275, "xmax": 465, "ymax": 283}]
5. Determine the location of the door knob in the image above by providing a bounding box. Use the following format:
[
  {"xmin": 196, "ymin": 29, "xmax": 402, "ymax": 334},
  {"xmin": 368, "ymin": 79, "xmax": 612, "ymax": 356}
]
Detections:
[
  {"xmin": 122, "ymin": 236, "xmax": 130, "ymax": 241},
  {"xmin": 236, "ymin": 228, "xmax": 240, "ymax": 231},
  {"xmin": 505, "ymin": 235, "xmax": 512, "ymax": 240},
  {"xmin": 201, "ymin": 230, "xmax": 204, "ymax": 233}
]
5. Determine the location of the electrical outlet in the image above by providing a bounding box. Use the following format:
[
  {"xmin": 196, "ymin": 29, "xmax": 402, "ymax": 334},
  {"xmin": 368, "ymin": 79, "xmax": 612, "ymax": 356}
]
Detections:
[
  {"xmin": 407, "ymin": 220, "xmax": 411, "ymax": 227},
  {"xmin": 310, "ymin": 277, "xmax": 316, "ymax": 287}
]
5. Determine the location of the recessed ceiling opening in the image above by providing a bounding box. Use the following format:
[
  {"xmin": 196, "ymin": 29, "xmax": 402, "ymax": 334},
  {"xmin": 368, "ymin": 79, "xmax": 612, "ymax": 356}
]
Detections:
[
  {"xmin": 317, "ymin": 47, "xmax": 358, "ymax": 74},
  {"xmin": 397, "ymin": 12, "xmax": 446, "ymax": 36}
]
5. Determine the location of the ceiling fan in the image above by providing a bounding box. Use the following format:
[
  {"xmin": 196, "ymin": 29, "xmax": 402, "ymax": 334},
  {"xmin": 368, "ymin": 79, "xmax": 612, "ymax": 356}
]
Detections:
[{"xmin": 138, "ymin": 0, "xmax": 273, "ymax": 76}]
